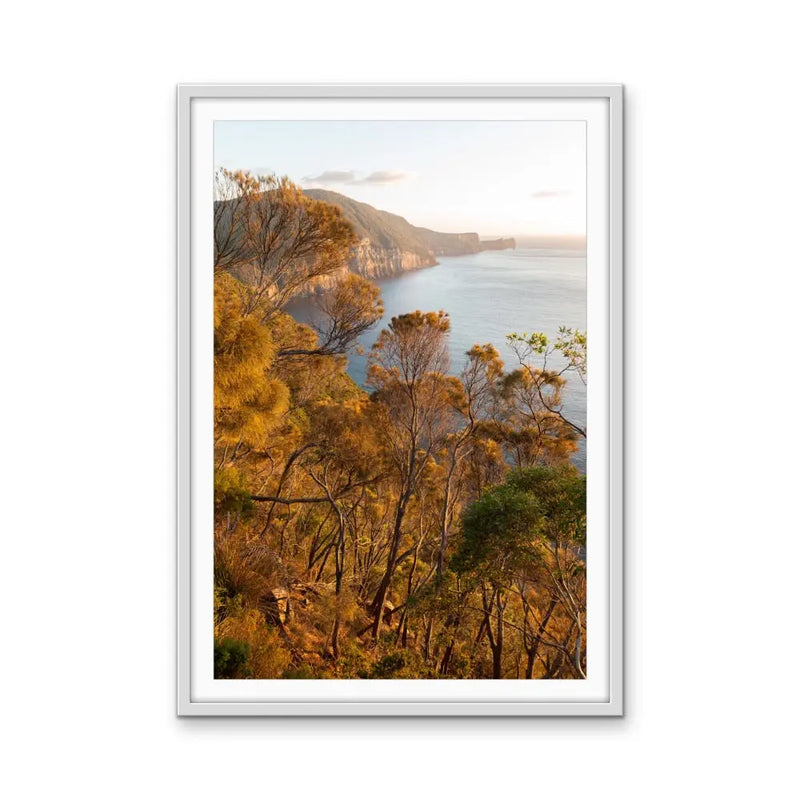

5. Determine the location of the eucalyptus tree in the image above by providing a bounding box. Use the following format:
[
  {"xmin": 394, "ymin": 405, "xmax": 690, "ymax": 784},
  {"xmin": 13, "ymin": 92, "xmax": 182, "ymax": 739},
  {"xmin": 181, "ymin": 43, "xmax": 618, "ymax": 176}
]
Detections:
[{"xmin": 366, "ymin": 310, "xmax": 455, "ymax": 638}]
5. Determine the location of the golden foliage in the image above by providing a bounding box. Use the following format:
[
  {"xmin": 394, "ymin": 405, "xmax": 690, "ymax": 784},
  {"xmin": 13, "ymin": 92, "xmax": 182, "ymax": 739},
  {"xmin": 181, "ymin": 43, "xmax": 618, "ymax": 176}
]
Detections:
[
  {"xmin": 215, "ymin": 609, "xmax": 291, "ymax": 678},
  {"xmin": 210, "ymin": 180, "xmax": 587, "ymax": 680},
  {"xmin": 214, "ymin": 274, "xmax": 289, "ymax": 445}
]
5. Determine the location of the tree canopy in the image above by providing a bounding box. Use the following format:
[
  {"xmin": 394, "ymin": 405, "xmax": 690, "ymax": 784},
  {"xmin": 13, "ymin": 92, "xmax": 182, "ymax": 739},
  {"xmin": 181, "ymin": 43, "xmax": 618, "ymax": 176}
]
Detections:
[{"xmin": 212, "ymin": 170, "xmax": 588, "ymax": 679}]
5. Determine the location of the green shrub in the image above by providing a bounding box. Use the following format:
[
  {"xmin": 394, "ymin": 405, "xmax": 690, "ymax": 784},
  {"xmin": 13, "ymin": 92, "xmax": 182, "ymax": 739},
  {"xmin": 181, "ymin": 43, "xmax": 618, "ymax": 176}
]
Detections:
[
  {"xmin": 282, "ymin": 665, "xmax": 315, "ymax": 679},
  {"xmin": 368, "ymin": 650, "xmax": 439, "ymax": 679},
  {"xmin": 371, "ymin": 652, "xmax": 407, "ymax": 678},
  {"xmin": 214, "ymin": 638, "xmax": 251, "ymax": 678}
]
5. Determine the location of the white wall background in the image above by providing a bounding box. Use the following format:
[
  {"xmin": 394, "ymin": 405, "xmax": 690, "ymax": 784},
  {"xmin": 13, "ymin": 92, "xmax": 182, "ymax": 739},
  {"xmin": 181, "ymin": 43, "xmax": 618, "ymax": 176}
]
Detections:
[{"xmin": 2, "ymin": 2, "xmax": 797, "ymax": 797}]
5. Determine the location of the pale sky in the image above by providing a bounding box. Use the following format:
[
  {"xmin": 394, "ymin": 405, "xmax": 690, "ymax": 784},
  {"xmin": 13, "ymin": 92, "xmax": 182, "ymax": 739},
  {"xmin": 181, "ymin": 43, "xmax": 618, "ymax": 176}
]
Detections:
[{"xmin": 215, "ymin": 120, "xmax": 585, "ymax": 237}]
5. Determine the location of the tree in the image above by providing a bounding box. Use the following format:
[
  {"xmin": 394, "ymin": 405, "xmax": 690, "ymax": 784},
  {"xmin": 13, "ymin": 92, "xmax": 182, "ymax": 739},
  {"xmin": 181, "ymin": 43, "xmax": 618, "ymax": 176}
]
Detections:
[
  {"xmin": 452, "ymin": 483, "xmax": 542, "ymax": 678},
  {"xmin": 366, "ymin": 311, "xmax": 455, "ymax": 637},
  {"xmin": 506, "ymin": 466, "xmax": 587, "ymax": 678},
  {"xmin": 452, "ymin": 465, "xmax": 586, "ymax": 679},
  {"xmin": 434, "ymin": 344, "xmax": 505, "ymax": 574},
  {"xmin": 277, "ymin": 274, "xmax": 384, "ymax": 359},
  {"xmin": 506, "ymin": 327, "xmax": 587, "ymax": 439},
  {"xmin": 213, "ymin": 273, "xmax": 289, "ymax": 450},
  {"xmin": 214, "ymin": 169, "xmax": 257, "ymax": 276},
  {"xmin": 301, "ymin": 399, "xmax": 385, "ymax": 657},
  {"xmin": 213, "ymin": 168, "xmax": 357, "ymax": 317}
]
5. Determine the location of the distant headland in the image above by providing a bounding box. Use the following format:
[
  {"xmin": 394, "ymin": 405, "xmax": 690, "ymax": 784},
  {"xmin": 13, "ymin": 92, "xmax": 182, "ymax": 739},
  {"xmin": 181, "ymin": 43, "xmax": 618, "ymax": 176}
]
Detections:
[{"xmin": 479, "ymin": 237, "xmax": 516, "ymax": 251}]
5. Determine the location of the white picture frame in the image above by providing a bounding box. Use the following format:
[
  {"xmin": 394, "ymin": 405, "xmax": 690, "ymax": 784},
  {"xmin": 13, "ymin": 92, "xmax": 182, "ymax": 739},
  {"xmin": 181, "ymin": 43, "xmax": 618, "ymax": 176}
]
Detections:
[{"xmin": 177, "ymin": 84, "xmax": 624, "ymax": 716}]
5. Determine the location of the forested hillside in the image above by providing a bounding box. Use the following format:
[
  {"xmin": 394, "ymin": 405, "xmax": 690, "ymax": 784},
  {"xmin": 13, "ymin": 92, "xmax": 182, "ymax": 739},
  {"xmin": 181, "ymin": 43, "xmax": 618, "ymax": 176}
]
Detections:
[{"xmin": 213, "ymin": 169, "xmax": 587, "ymax": 679}]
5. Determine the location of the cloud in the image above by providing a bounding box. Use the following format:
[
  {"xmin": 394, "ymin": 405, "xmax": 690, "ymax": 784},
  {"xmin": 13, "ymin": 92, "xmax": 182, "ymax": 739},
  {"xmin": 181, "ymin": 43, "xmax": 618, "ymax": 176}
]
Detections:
[
  {"xmin": 531, "ymin": 190, "xmax": 569, "ymax": 199},
  {"xmin": 303, "ymin": 170, "xmax": 357, "ymax": 184},
  {"xmin": 354, "ymin": 170, "xmax": 409, "ymax": 185},
  {"xmin": 303, "ymin": 169, "xmax": 411, "ymax": 187}
]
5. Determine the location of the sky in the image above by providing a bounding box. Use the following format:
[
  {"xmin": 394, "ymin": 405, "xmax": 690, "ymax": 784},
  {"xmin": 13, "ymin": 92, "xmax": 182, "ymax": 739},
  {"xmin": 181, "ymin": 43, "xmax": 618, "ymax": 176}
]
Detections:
[{"xmin": 214, "ymin": 120, "xmax": 586, "ymax": 237}]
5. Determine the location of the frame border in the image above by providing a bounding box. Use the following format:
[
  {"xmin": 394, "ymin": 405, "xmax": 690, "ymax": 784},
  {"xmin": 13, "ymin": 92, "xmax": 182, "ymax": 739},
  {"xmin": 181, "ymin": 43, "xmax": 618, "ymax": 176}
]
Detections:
[{"xmin": 177, "ymin": 84, "xmax": 623, "ymax": 716}]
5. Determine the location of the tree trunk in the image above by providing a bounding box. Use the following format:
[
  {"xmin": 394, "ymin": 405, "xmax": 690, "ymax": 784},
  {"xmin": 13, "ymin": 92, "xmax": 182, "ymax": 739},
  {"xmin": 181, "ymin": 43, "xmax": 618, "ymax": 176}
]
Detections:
[
  {"xmin": 331, "ymin": 618, "xmax": 341, "ymax": 660},
  {"xmin": 440, "ymin": 641, "xmax": 454, "ymax": 675},
  {"xmin": 492, "ymin": 641, "xmax": 503, "ymax": 678},
  {"xmin": 525, "ymin": 596, "xmax": 557, "ymax": 679},
  {"xmin": 330, "ymin": 507, "xmax": 346, "ymax": 660},
  {"xmin": 423, "ymin": 617, "xmax": 433, "ymax": 662},
  {"xmin": 492, "ymin": 590, "xmax": 505, "ymax": 679},
  {"xmin": 437, "ymin": 461, "xmax": 456, "ymax": 574},
  {"xmin": 481, "ymin": 586, "xmax": 504, "ymax": 679},
  {"xmin": 395, "ymin": 542, "xmax": 419, "ymax": 647},
  {"xmin": 525, "ymin": 649, "xmax": 535, "ymax": 680},
  {"xmin": 370, "ymin": 489, "xmax": 409, "ymax": 638}
]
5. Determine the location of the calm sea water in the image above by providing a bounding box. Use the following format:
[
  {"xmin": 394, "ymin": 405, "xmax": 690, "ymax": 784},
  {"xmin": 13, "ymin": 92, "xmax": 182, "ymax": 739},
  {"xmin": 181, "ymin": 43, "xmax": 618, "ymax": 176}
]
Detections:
[{"xmin": 287, "ymin": 248, "xmax": 587, "ymax": 470}]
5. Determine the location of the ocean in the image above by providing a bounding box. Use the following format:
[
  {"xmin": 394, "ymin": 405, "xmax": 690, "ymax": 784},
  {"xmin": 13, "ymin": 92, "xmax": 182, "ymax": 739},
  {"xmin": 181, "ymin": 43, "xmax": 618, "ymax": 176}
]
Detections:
[{"xmin": 287, "ymin": 248, "xmax": 587, "ymax": 470}]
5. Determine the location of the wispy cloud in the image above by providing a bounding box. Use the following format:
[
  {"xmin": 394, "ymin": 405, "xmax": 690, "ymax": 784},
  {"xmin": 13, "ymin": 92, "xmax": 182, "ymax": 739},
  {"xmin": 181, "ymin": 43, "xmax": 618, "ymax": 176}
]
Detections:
[
  {"xmin": 531, "ymin": 190, "xmax": 569, "ymax": 199},
  {"xmin": 303, "ymin": 169, "xmax": 411, "ymax": 187},
  {"xmin": 354, "ymin": 170, "xmax": 409, "ymax": 185},
  {"xmin": 304, "ymin": 170, "xmax": 358, "ymax": 184}
]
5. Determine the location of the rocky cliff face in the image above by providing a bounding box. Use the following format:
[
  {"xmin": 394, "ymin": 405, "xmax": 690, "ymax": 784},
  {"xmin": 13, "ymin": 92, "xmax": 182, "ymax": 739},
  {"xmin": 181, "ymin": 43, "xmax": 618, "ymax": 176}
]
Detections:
[
  {"xmin": 302, "ymin": 240, "xmax": 433, "ymax": 295},
  {"xmin": 349, "ymin": 238, "xmax": 435, "ymax": 279}
]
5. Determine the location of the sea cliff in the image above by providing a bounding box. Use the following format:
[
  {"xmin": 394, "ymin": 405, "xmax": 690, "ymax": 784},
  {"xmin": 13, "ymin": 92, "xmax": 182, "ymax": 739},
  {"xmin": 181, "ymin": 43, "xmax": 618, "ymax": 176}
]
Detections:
[{"xmin": 303, "ymin": 190, "xmax": 513, "ymax": 284}]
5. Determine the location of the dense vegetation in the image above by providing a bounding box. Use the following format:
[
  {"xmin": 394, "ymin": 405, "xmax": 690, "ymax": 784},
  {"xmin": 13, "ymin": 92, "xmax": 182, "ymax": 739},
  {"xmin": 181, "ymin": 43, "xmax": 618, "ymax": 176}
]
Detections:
[{"xmin": 213, "ymin": 169, "xmax": 588, "ymax": 679}]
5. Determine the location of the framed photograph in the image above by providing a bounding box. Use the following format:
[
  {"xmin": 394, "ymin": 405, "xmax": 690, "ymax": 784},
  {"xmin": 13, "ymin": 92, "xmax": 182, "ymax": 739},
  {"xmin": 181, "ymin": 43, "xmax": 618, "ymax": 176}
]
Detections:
[{"xmin": 177, "ymin": 84, "xmax": 623, "ymax": 716}]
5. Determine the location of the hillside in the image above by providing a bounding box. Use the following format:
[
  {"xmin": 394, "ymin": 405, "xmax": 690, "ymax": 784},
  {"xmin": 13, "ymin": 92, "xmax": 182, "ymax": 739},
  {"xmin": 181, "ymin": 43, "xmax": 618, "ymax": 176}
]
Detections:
[{"xmin": 304, "ymin": 189, "xmax": 484, "ymax": 269}]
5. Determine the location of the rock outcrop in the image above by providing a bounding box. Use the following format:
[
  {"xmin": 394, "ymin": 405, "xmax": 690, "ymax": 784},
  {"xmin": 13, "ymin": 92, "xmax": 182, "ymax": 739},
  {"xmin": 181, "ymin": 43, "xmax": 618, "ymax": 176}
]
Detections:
[{"xmin": 350, "ymin": 238, "xmax": 434, "ymax": 279}]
